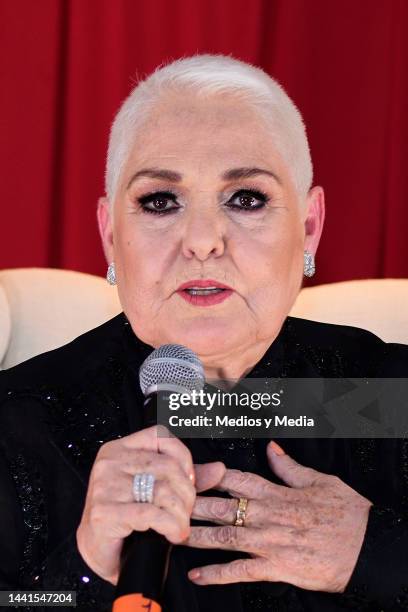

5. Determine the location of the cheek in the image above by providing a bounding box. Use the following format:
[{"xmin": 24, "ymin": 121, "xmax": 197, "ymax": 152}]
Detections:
[
  {"xmin": 233, "ymin": 220, "xmax": 303, "ymax": 305},
  {"xmin": 235, "ymin": 222, "xmax": 302, "ymax": 279},
  {"xmin": 114, "ymin": 223, "xmax": 170, "ymax": 287}
]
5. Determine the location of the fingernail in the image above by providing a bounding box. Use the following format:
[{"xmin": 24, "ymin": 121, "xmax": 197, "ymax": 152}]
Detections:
[
  {"xmin": 269, "ymin": 441, "xmax": 285, "ymax": 456},
  {"xmin": 189, "ymin": 471, "xmax": 195, "ymax": 484},
  {"xmin": 188, "ymin": 569, "xmax": 201, "ymax": 581}
]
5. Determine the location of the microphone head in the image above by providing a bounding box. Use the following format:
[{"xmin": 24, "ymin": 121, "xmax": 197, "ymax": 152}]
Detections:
[{"xmin": 139, "ymin": 344, "xmax": 205, "ymax": 397}]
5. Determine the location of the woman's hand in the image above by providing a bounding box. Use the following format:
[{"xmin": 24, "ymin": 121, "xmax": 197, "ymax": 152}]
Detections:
[
  {"xmin": 187, "ymin": 441, "xmax": 372, "ymax": 593},
  {"xmin": 76, "ymin": 425, "xmax": 224, "ymax": 585}
]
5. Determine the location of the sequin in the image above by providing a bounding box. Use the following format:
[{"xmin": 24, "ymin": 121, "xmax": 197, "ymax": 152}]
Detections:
[
  {"xmin": 354, "ymin": 438, "xmax": 377, "ymax": 474},
  {"xmin": 242, "ymin": 582, "xmax": 305, "ymax": 611},
  {"xmin": 8, "ymin": 453, "xmax": 47, "ymax": 587}
]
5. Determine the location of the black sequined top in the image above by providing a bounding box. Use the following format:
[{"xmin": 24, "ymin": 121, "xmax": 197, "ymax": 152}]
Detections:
[{"xmin": 0, "ymin": 313, "xmax": 408, "ymax": 611}]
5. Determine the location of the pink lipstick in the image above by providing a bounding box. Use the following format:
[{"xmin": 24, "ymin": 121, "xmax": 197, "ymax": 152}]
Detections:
[{"xmin": 176, "ymin": 279, "xmax": 233, "ymax": 307}]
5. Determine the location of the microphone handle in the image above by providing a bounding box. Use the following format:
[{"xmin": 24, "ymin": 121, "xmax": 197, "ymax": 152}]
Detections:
[
  {"xmin": 113, "ymin": 531, "xmax": 170, "ymax": 611},
  {"xmin": 113, "ymin": 393, "xmax": 171, "ymax": 611}
]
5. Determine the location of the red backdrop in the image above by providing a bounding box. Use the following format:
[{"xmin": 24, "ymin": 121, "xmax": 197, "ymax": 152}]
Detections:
[{"xmin": 1, "ymin": 0, "xmax": 407, "ymax": 285}]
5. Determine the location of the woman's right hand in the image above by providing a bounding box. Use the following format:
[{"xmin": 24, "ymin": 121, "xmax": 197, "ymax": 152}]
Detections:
[{"xmin": 76, "ymin": 425, "xmax": 198, "ymax": 585}]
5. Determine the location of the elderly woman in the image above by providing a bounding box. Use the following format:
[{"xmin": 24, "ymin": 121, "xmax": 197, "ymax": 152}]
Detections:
[{"xmin": 1, "ymin": 54, "xmax": 407, "ymax": 612}]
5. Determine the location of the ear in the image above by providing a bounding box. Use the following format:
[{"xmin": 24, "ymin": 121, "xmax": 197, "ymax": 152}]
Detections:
[
  {"xmin": 97, "ymin": 197, "xmax": 114, "ymax": 263},
  {"xmin": 303, "ymin": 186, "xmax": 325, "ymax": 255}
]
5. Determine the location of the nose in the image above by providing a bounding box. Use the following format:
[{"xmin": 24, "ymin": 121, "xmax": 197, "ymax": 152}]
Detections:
[{"xmin": 181, "ymin": 208, "xmax": 226, "ymax": 261}]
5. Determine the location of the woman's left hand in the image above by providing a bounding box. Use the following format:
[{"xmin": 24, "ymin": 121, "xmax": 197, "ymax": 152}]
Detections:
[{"xmin": 187, "ymin": 441, "xmax": 372, "ymax": 593}]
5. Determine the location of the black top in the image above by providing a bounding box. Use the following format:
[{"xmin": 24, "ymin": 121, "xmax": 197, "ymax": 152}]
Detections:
[{"xmin": 0, "ymin": 313, "xmax": 408, "ymax": 611}]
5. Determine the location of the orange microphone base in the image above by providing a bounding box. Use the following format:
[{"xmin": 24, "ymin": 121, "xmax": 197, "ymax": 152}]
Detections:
[{"xmin": 113, "ymin": 593, "xmax": 161, "ymax": 612}]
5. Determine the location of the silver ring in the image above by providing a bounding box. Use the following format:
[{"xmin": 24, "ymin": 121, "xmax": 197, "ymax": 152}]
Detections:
[{"xmin": 132, "ymin": 472, "xmax": 155, "ymax": 503}]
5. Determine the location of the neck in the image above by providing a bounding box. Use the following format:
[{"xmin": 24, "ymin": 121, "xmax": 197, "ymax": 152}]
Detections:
[{"xmin": 199, "ymin": 335, "xmax": 277, "ymax": 384}]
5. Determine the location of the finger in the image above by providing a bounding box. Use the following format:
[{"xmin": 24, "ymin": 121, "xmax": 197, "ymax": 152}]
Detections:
[
  {"xmin": 187, "ymin": 523, "xmax": 304, "ymax": 552},
  {"xmin": 89, "ymin": 500, "xmax": 190, "ymax": 544},
  {"xmin": 192, "ymin": 496, "xmax": 261, "ymax": 527},
  {"xmin": 107, "ymin": 426, "xmax": 164, "ymax": 454},
  {"xmin": 192, "ymin": 496, "xmax": 237, "ymax": 525},
  {"xmin": 154, "ymin": 480, "xmax": 193, "ymax": 522},
  {"xmin": 194, "ymin": 462, "xmax": 226, "ymax": 492},
  {"xmin": 186, "ymin": 525, "xmax": 263, "ymax": 554},
  {"xmin": 188, "ymin": 558, "xmax": 269, "ymax": 585},
  {"xmin": 267, "ymin": 441, "xmax": 326, "ymax": 489},
  {"xmin": 118, "ymin": 450, "xmax": 196, "ymax": 507},
  {"xmin": 127, "ymin": 502, "xmax": 190, "ymax": 544},
  {"xmin": 120, "ymin": 426, "xmax": 194, "ymax": 482},
  {"xmin": 215, "ymin": 468, "xmax": 291, "ymax": 500},
  {"xmin": 193, "ymin": 495, "xmax": 320, "ymax": 529},
  {"xmin": 91, "ymin": 470, "xmax": 194, "ymax": 517}
]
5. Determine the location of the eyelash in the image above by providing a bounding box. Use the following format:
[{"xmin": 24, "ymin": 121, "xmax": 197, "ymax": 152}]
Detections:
[{"xmin": 136, "ymin": 188, "xmax": 269, "ymax": 215}]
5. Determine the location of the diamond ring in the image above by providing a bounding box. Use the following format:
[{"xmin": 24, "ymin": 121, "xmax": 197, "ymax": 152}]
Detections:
[{"xmin": 132, "ymin": 473, "xmax": 155, "ymax": 503}]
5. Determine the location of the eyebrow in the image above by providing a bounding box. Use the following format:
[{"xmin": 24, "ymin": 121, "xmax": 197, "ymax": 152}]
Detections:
[{"xmin": 126, "ymin": 166, "xmax": 282, "ymax": 189}]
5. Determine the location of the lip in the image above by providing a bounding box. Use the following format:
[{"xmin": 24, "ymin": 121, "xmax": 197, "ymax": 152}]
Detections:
[
  {"xmin": 176, "ymin": 279, "xmax": 234, "ymax": 307},
  {"xmin": 177, "ymin": 279, "xmax": 233, "ymax": 291}
]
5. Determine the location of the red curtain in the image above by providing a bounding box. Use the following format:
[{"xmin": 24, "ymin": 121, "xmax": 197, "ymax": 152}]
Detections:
[{"xmin": 1, "ymin": 0, "xmax": 407, "ymax": 285}]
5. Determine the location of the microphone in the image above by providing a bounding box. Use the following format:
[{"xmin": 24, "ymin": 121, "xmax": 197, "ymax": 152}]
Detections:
[{"xmin": 113, "ymin": 344, "xmax": 205, "ymax": 611}]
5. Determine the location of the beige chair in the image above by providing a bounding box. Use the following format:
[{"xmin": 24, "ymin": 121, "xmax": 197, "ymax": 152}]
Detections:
[
  {"xmin": 290, "ymin": 279, "xmax": 408, "ymax": 345},
  {"xmin": 0, "ymin": 269, "xmax": 407, "ymax": 369},
  {"xmin": 0, "ymin": 268, "xmax": 121, "ymax": 369}
]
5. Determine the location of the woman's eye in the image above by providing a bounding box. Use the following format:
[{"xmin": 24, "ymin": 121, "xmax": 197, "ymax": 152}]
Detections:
[
  {"xmin": 136, "ymin": 188, "xmax": 268, "ymax": 215},
  {"xmin": 227, "ymin": 189, "xmax": 268, "ymax": 211},
  {"xmin": 137, "ymin": 191, "xmax": 179, "ymax": 215}
]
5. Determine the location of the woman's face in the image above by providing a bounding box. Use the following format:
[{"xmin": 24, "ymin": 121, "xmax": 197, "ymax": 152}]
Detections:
[{"xmin": 99, "ymin": 92, "xmax": 324, "ymax": 365}]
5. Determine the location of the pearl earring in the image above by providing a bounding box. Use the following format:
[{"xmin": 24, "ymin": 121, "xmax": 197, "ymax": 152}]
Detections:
[
  {"xmin": 303, "ymin": 250, "xmax": 316, "ymax": 278},
  {"xmin": 106, "ymin": 262, "xmax": 116, "ymax": 285}
]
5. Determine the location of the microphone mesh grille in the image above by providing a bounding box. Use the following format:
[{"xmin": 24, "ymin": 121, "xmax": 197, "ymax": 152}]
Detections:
[{"xmin": 139, "ymin": 344, "xmax": 205, "ymax": 396}]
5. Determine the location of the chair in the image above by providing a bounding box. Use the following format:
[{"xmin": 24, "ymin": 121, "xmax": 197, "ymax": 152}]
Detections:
[
  {"xmin": 290, "ymin": 279, "xmax": 408, "ymax": 345},
  {"xmin": 0, "ymin": 268, "xmax": 121, "ymax": 369}
]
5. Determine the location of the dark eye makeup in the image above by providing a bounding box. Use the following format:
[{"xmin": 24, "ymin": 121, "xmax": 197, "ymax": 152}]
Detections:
[
  {"xmin": 135, "ymin": 188, "xmax": 269, "ymax": 215},
  {"xmin": 137, "ymin": 191, "xmax": 178, "ymax": 214}
]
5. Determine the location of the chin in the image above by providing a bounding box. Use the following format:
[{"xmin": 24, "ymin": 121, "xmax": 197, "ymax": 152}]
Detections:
[{"xmin": 164, "ymin": 318, "xmax": 241, "ymax": 358}]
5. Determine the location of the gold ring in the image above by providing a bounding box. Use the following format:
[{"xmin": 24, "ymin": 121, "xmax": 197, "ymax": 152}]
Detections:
[{"xmin": 234, "ymin": 497, "xmax": 248, "ymax": 527}]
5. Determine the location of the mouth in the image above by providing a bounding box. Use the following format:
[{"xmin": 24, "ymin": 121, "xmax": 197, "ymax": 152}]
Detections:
[{"xmin": 176, "ymin": 279, "xmax": 233, "ymax": 306}]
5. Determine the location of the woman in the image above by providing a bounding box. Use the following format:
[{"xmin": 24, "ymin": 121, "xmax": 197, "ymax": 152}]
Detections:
[{"xmin": 1, "ymin": 54, "xmax": 407, "ymax": 611}]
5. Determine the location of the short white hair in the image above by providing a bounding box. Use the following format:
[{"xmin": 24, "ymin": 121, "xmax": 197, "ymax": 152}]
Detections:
[{"xmin": 105, "ymin": 54, "xmax": 313, "ymax": 202}]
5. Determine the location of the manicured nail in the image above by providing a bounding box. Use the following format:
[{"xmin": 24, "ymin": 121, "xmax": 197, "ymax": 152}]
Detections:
[
  {"xmin": 269, "ymin": 441, "xmax": 285, "ymax": 456},
  {"xmin": 188, "ymin": 569, "xmax": 201, "ymax": 581}
]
